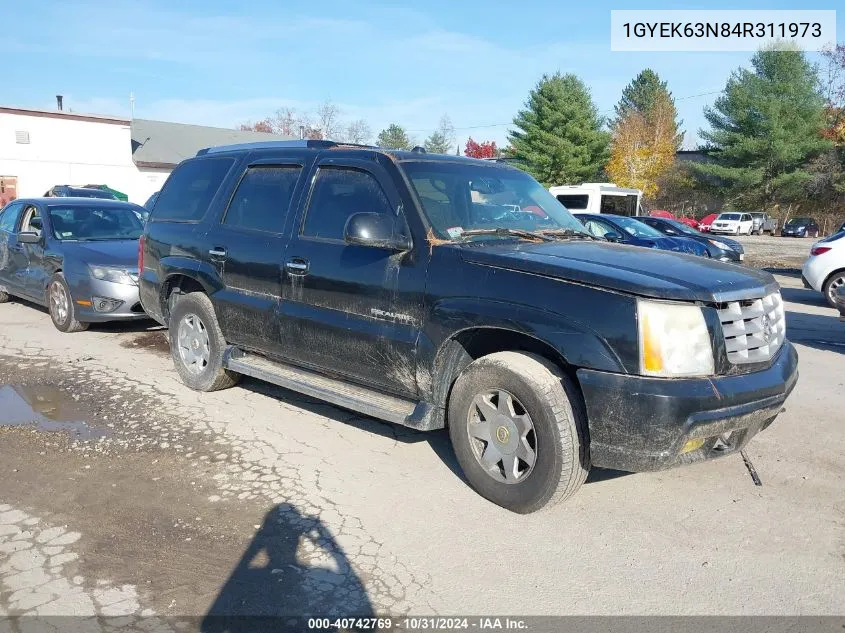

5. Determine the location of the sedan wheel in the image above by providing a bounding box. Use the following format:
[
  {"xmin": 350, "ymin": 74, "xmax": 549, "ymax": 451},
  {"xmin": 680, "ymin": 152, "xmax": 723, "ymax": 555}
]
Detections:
[
  {"xmin": 825, "ymin": 275, "xmax": 845, "ymax": 308},
  {"xmin": 50, "ymin": 282, "xmax": 69, "ymax": 325}
]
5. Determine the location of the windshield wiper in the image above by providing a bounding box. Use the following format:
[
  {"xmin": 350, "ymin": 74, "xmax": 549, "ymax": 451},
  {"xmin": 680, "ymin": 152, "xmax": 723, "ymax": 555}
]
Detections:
[
  {"xmin": 537, "ymin": 228, "xmax": 597, "ymax": 240},
  {"xmin": 458, "ymin": 228, "xmax": 555, "ymax": 242}
]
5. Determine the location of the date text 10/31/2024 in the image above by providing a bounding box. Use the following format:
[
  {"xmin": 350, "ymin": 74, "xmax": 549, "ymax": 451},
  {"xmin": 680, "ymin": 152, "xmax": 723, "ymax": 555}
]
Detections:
[{"xmin": 307, "ymin": 617, "xmax": 529, "ymax": 630}]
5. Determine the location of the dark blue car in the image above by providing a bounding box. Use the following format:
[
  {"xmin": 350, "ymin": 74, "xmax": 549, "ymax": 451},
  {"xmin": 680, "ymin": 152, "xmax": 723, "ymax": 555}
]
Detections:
[
  {"xmin": 638, "ymin": 216, "xmax": 744, "ymax": 263},
  {"xmin": 574, "ymin": 214, "xmax": 710, "ymax": 257}
]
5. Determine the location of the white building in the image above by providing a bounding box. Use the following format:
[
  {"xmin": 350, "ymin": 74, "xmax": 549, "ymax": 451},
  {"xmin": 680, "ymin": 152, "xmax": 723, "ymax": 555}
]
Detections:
[{"xmin": 0, "ymin": 105, "xmax": 292, "ymax": 206}]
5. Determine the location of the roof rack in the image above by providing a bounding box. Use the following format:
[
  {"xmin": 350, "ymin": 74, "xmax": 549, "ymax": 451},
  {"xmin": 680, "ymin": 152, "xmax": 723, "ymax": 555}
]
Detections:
[
  {"xmin": 196, "ymin": 139, "xmax": 378, "ymax": 156},
  {"xmin": 197, "ymin": 139, "xmax": 338, "ymax": 155}
]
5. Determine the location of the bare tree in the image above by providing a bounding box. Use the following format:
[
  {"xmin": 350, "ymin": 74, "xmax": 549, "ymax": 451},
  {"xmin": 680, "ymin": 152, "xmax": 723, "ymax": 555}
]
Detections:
[
  {"xmin": 345, "ymin": 119, "xmax": 372, "ymax": 144},
  {"xmin": 315, "ymin": 99, "xmax": 343, "ymax": 140},
  {"xmin": 271, "ymin": 108, "xmax": 299, "ymax": 137}
]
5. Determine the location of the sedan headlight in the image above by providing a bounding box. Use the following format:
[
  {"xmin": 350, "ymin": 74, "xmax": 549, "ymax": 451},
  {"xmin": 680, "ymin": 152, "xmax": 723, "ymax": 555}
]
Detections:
[
  {"xmin": 88, "ymin": 265, "xmax": 138, "ymax": 286},
  {"xmin": 638, "ymin": 299, "xmax": 715, "ymax": 377},
  {"xmin": 708, "ymin": 239, "xmax": 731, "ymax": 250}
]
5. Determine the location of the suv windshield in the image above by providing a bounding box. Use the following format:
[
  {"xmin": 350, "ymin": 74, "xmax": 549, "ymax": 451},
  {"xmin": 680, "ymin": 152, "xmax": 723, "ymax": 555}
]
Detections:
[
  {"xmin": 402, "ymin": 161, "xmax": 588, "ymax": 240},
  {"xmin": 48, "ymin": 204, "xmax": 144, "ymax": 241},
  {"xmin": 719, "ymin": 213, "xmax": 741, "ymax": 221}
]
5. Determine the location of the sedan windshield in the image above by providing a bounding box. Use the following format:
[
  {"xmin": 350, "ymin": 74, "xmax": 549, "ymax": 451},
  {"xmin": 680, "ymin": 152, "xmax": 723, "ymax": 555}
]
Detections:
[
  {"xmin": 786, "ymin": 218, "xmax": 812, "ymax": 225},
  {"xmin": 664, "ymin": 219, "xmax": 701, "ymax": 236},
  {"xmin": 719, "ymin": 213, "xmax": 741, "ymax": 221},
  {"xmin": 48, "ymin": 205, "xmax": 144, "ymax": 241},
  {"xmin": 611, "ymin": 216, "xmax": 665, "ymax": 238},
  {"xmin": 402, "ymin": 161, "xmax": 589, "ymax": 240}
]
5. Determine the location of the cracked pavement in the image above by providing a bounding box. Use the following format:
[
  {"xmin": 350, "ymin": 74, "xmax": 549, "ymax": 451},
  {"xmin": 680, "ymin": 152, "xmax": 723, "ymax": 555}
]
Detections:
[{"xmin": 0, "ymin": 273, "xmax": 843, "ymax": 626}]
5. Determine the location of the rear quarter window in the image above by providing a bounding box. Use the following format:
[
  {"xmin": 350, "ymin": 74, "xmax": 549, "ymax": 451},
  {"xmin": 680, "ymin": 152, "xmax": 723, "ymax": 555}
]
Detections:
[{"xmin": 152, "ymin": 158, "xmax": 235, "ymax": 222}]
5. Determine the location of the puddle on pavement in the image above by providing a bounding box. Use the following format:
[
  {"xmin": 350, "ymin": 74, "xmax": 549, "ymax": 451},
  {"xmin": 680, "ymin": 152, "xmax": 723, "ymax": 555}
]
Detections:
[
  {"xmin": 0, "ymin": 384, "xmax": 108, "ymax": 440},
  {"xmin": 121, "ymin": 331, "xmax": 170, "ymax": 356}
]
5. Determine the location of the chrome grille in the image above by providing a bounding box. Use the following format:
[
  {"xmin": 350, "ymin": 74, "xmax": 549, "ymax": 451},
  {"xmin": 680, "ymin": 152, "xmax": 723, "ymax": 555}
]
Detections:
[{"xmin": 717, "ymin": 292, "xmax": 785, "ymax": 364}]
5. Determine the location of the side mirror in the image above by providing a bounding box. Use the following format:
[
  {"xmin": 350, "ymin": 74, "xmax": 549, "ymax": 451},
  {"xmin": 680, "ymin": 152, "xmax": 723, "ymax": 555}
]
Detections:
[
  {"xmin": 17, "ymin": 231, "xmax": 41, "ymax": 244},
  {"xmin": 603, "ymin": 231, "xmax": 623, "ymax": 243},
  {"xmin": 344, "ymin": 212, "xmax": 410, "ymax": 251}
]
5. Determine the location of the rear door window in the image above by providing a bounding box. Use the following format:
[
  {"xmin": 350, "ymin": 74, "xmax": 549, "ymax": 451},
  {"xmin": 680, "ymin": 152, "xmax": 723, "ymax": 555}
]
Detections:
[
  {"xmin": 152, "ymin": 158, "xmax": 235, "ymax": 222},
  {"xmin": 223, "ymin": 166, "xmax": 302, "ymax": 234}
]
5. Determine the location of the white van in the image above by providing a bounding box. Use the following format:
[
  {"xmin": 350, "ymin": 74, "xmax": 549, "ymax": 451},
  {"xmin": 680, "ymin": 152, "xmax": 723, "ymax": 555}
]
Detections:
[{"xmin": 549, "ymin": 183, "xmax": 643, "ymax": 216}]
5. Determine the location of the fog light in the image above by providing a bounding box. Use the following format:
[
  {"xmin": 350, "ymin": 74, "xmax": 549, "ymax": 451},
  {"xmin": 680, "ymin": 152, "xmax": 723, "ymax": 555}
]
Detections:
[
  {"xmin": 681, "ymin": 438, "xmax": 706, "ymax": 454},
  {"xmin": 92, "ymin": 297, "xmax": 123, "ymax": 313}
]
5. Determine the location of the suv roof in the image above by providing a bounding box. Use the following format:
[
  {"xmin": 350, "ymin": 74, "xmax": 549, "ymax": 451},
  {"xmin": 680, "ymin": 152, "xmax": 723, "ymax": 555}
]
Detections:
[{"xmin": 194, "ymin": 139, "xmax": 507, "ymax": 166}]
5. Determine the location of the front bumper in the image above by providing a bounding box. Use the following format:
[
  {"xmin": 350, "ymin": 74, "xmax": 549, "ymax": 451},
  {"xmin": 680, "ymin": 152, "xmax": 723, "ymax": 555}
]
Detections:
[
  {"xmin": 577, "ymin": 342, "xmax": 798, "ymax": 472},
  {"xmin": 711, "ymin": 227, "xmax": 739, "ymax": 235},
  {"xmin": 67, "ymin": 274, "xmax": 147, "ymax": 322},
  {"xmin": 781, "ymin": 230, "xmax": 805, "ymax": 237}
]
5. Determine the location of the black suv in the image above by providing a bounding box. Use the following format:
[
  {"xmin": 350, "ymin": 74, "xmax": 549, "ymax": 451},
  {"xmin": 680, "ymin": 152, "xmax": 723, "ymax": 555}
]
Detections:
[{"xmin": 139, "ymin": 140, "xmax": 798, "ymax": 513}]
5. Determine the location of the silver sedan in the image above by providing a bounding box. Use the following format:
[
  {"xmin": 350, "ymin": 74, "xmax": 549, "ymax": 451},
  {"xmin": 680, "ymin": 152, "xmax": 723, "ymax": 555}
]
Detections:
[{"xmin": 0, "ymin": 198, "xmax": 147, "ymax": 332}]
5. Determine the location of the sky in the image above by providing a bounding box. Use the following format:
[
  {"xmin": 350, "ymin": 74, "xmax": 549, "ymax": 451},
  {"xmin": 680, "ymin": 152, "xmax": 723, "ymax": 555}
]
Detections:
[{"xmin": 2, "ymin": 0, "xmax": 842, "ymax": 149}]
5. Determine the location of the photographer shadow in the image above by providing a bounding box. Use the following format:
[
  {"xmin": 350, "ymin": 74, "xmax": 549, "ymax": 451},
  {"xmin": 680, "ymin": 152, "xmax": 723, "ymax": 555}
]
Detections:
[{"xmin": 201, "ymin": 504, "xmax": 373, "ymax": 633}]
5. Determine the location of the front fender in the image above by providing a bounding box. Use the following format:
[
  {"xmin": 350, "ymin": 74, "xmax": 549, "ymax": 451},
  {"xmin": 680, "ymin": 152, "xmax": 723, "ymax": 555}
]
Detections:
[{"xmin": 427, "ymin": 297, "xmax": 627, "ymax": 374}]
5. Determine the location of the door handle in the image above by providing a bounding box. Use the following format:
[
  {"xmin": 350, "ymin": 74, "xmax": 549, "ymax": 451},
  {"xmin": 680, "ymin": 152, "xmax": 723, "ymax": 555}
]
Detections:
[
  {"xmin": 285, "ymin": 258, "xmax": 309, "ymax": 274},
  {"xmin": 208, "ymin": 247, "xmax": 227, "ymax": 258}
]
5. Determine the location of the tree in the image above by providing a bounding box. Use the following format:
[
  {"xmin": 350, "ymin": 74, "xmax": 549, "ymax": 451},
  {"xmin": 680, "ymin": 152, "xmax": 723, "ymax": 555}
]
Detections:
[
  {"xmin": 376, "ymin": 124, "xmax": 414, "ymax": 150},
  {"xmin": 271, "ymin": 108, "xmax": 299, "ymax": 137},
  {"xmin": 696, "ymin": 46, "xmax": 832, "ymax": 210},
  {"xmin": 238, "ymin": 119, "xmax": 274, "ymax": 133},
  {"xmin": 345, "ymin": 119, "xmax": 372, "ymax": 144},
  {"xmin": 509, "ymin": 73, "xmax": 611, "ymax": 186},
  {"xmin": 315, "ymin": 99, "xmax": 342, "ymax": 140},
  {"xmin": 606, "ymin": 93, "xmax": 677, "ymax": 197},
  {"xmin": 614, "ymin": 69, "xmax": 683, "ymax": 149},
  {"xmin": 424, "ymin": 114, "xmax": 455, "ymax": 154},
  {"xmin": 464, "ymin": 138, "xmax": 498, "ymax": 159}
]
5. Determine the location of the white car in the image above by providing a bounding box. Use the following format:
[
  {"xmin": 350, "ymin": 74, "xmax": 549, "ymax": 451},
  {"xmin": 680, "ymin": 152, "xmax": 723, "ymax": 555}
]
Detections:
[
  {"xmin": 801, "ymin": 233, "xmax": 845, "ymax": 307},
  {"xmin": 710, "ymin": 212, "xmax": 754, "ymax": 235}
]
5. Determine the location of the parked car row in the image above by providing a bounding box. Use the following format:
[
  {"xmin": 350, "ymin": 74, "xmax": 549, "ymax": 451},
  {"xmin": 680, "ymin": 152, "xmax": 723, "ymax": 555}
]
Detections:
[{"xmin": 1, "ymin": 142, "xmax": 800, "ymax": 514}]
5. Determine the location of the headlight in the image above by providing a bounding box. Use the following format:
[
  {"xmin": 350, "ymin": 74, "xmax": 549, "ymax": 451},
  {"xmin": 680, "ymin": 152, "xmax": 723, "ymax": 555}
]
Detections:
[
  {"xmin": 88, "ymin": 265, "xmax": 138, "ymax": 286},
  {"xmin": 708, "ymin": 239, "xmax": 731, "ymax": 250},
  {"xmin": 638, "ymin": 299, "xmax": 715, "ymax": 377}
]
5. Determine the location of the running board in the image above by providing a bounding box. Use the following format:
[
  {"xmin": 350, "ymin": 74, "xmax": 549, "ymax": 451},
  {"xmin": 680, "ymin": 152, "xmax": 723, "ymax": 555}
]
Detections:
[{"xmin": 222, "ymin": 347, "xmax": 441, "ymax": 430}]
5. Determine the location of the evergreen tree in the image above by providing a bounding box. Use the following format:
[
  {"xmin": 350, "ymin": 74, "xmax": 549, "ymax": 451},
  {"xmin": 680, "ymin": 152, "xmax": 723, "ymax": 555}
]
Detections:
[
  {"xmin": 376, "ymin": 124, "xmax": 414, "ymax": 150},
  {"xmin": 614, "ymin": 69, "xmax": 683, "ymax": 149},
  {"xmin": 696, "ymin": 46, "xmax": 831, "ymax": 209},
  {"xmin": 509, "ymin": 73, "xmax": 611, "ymax": 186},
  {"xmin": 424, "ymin": 115, "xmax": 455, "ymax": 154}
]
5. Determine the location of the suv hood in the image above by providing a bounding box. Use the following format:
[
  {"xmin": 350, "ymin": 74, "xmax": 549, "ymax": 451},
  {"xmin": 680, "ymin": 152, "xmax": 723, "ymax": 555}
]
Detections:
[
  {"xmin": 61, "ymin": 239, "xmax": 139, "ymax": 268},
  {"xmin": 458, "ymin": 241, "xmax": 775, "ymax": 303}
]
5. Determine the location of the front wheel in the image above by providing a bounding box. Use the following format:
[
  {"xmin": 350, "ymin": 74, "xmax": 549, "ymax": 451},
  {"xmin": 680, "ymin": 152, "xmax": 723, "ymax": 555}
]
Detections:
[
  {"xmin": 448, "ymin": 351, "xmax": 590, "ymax": 513},
  {"xmin": 168, "ymin": 292, "xmax": 241, "ymax": 391},
  {"xmin": 48, "ymin": 273, "xmax": 89, "ymax": 333}
]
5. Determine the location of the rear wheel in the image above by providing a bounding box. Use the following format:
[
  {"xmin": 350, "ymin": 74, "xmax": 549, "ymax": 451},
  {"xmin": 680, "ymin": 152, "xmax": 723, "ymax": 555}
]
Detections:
[
  {"xmin": 168, "ymin": 291, "xmax": 240, "ymax": 391},
  {"xmin": 823, "ymin": 272, "xmax": 845, "ymax": 308},
  {"xmin": 0, "ymin": 289, "xmax": 9, "ymax": 303},
  {"xmin": 48, "ymin": 273, "xmax": 89, "ymax": 333},
  {"xmin": 448, "ymin": 351, "xmax": 590, "ymax": 513}
]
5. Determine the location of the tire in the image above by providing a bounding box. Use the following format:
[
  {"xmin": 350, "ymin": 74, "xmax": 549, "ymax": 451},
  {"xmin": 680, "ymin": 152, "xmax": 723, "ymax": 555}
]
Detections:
[
  {"xmin": 823, "ymin": 272, "xmax": 845, "ymax": 309},
  {"xmin": 0, "ymin": 289, "xmax": 9, "ymax": 303},
  {"xmin": 168, "ymin": 291, "xmax": 240, "ymax": 392},
  {"xmin": 448, "ymin": 351, "xmax": 590, "ymax": 513},
  {"xmin": 48, "ymin": 273, "xmax": 89, "ymax": 333}
]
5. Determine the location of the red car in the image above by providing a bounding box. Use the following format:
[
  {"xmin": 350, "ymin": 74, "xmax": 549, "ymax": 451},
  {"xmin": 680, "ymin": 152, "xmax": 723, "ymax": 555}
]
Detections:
[{"xmin": 698, "ymin": 213, "xmax": 718, "ymax": 232}]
